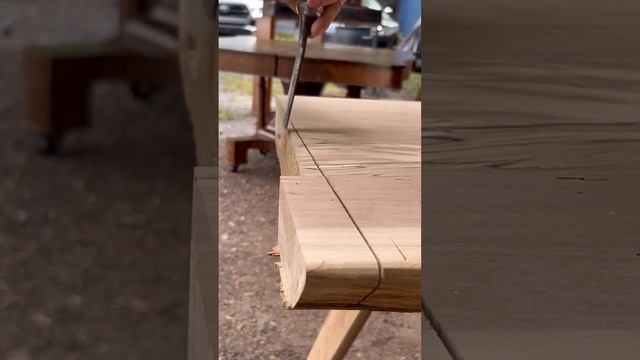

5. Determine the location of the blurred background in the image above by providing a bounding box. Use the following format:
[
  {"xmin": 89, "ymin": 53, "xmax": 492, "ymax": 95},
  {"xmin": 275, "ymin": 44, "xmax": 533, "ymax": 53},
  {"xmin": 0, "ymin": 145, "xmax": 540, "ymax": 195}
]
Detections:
[
  {"xmin": 1, "ymin": 0, "xmax": 421, "ymax": 359},
  {"xmin": 422, "ymin": 0, "xmax": 640, "ymax": 358},
  {"xmin": 1, "ymin": 1, "xmax": 193, "ymax": 359}
]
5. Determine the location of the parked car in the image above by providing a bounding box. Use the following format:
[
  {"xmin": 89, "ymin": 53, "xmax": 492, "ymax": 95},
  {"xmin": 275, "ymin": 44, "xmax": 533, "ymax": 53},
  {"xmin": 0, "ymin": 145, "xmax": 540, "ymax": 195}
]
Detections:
[
  {"xmin": 324, "ymin": 0, "xmax": 400, "ymax": 48},
  {"xmin": 218, "ymin": 0, "xmax": 263, "ymax": 36},
  {"xmin": 219, "ymin": 0, "xmax": 399, "ymax": 48}
]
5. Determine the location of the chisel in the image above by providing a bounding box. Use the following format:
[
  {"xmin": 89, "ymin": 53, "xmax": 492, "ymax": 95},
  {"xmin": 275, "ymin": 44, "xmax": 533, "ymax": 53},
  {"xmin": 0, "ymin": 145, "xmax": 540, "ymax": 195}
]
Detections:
[{"xmin": 281, "ymin": 0, "xmax": 322, "ymax": 130}]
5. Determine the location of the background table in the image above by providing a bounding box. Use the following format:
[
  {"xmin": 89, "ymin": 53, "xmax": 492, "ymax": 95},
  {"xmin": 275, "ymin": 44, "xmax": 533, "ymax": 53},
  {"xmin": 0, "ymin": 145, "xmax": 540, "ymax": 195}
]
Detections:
[{"xmin": 219, "ymin": 36, "xmax": 414, "ymax": 171}]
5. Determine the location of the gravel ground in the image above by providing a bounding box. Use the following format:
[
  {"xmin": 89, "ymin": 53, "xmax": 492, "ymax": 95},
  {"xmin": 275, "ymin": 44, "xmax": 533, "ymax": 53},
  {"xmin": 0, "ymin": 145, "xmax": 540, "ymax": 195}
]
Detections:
[
  {"xmin": 218, "ymin": 74, "xmax": 421, "ymax": 359},
  {"xmin": 1, "ymin": 1, "xmax": 193, "ymax": 359}
]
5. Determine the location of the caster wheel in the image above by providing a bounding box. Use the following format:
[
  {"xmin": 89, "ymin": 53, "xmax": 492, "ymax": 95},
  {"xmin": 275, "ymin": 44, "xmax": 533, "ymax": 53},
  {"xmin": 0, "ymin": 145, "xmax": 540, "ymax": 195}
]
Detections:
[
  {"xmin": 130, "ymin": 82, "xmax": 157, "ymax": 102},
  {"xmin": 229, "ymin": 164, "xmax": 239, "ymax": 173},
  {"xmin": 259, "ymin": 149, "xmax": 269, "ymax": 156},
  {"xmin": 36, "ymin": 133, "xmax": 62, "ymax": 155}
]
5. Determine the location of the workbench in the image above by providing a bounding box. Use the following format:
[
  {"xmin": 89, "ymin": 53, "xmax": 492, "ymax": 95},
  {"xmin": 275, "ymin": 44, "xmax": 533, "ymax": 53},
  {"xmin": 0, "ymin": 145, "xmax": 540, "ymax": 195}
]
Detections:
[
  {"xmin": 274, "ymin": 96, "xmax": 421, "ymax": 358},
  {"xmin": 219, "ymin": 36, "xmax": 414, "ymax": 171}
]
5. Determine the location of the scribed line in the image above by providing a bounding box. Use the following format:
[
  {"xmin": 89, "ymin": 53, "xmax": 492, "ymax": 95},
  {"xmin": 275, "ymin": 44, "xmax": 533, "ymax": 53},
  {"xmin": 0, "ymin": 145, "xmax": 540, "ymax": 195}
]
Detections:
[
  {"xmin": 390, "ymin": 237, "xmax": 407, "ymax": 261},
  {"xmin": 291, "ymin": 123, "xmax": 384, "ymax": 304}
]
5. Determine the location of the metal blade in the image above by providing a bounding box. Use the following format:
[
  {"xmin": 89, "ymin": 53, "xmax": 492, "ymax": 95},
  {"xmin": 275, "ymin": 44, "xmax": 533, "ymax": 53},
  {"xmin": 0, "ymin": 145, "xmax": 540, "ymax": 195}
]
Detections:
[{"xmin": 282, "ymin": 8, "xmax": 316, "ymax": 130}]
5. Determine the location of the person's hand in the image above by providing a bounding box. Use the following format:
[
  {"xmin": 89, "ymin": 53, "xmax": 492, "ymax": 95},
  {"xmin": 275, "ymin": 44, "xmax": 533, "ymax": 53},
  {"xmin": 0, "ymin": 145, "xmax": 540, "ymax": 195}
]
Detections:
[{"xmin": 285, "ymin": 0, "xmax": 347, "ymax": 38}]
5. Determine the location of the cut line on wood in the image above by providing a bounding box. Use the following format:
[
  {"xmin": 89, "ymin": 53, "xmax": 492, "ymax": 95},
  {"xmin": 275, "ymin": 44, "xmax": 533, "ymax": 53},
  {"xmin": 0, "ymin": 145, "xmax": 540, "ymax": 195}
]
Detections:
[
  {"xmin": 390, "ymin": 237, "xmax": 407, "ymax": 261},
  {"xmin": 422, "ymin": 298, "xmax": 463, "ymax": 360},
  {"xmin": 291, "ymin": 121, "xmax": 384, "ymax": 305}
]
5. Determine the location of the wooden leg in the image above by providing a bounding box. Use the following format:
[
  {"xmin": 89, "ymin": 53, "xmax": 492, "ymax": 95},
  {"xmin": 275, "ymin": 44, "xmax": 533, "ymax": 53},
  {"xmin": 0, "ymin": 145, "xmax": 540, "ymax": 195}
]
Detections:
[
  {"xmin": 23, "ymin": 48, "xmax": 91, "ymax": 133},
  {"xmin": 281, "ymin": 80, "xmax": 325, "ymax": 97},
  {"xmin": 307, "ymin": 310, "xmax": 371, "ymax": 360},
  {"xmin": 257, "ymin": 76, "xmax": 269, "ymax": 130},
  {"xmin": 252, "ymin": 75, "xmax": 272, "ymax": 118},
  {"xmin": 346, "ymin": 85, "xmax": 362, "ymax": 98},
  {"xmin": 225, "ymin": 137, "xmax": 250, "ymax": 169}
]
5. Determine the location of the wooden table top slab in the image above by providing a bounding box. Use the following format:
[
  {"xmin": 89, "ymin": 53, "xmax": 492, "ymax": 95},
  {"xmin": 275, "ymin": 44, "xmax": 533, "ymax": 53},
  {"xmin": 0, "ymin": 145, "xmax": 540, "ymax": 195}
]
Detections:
[
  {"xmin": 219, "ymin": 36, "xmax": 414, "ymax": 67},
  {"xmin": 219, "ymin": 36, "xmax": 414, "ymax": 88},
  {"xmin": 274, "ymin": 96, "xmax": 421, "ymax": 312},
  {"xmin": 423, "ymin": 1, "xmax": 640, "ymax": 357}
]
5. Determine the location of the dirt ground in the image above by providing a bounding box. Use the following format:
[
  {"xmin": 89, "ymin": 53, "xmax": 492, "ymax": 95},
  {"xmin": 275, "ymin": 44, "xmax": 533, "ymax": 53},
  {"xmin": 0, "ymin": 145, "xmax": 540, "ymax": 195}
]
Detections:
[
  {"xmin": 218, "ymin": 75, "xmax": 421, "ymax": 358},
  {"xmin": 1, "ymin": 1, "xmax": 195, "ymax": 360}
]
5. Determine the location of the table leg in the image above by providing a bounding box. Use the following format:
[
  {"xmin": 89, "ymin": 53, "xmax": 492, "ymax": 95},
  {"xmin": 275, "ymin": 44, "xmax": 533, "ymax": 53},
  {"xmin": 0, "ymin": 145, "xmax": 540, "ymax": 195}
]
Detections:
[
  {"xmin": 257, "ymin": 76, "xmax": 270, "ymax": 129},
  {"xmin": 225, "ymin": 76, "xmax": 275, "ymax": 171},
  {"xmin": 307, "ymin": 310, "xmax": 371, "ymax": 360},
  {"xmin": 346, "ymin": 85, "xmax": 362, "ymax": 98},
  {"xmin": 225, "ymin": 134, "xmax": 274, "ymax": 172}
]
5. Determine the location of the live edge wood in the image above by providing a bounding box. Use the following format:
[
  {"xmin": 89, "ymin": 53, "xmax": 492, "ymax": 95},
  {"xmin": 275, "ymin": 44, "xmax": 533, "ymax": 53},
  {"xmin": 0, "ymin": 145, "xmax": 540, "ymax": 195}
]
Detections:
[{"xmin": 275, "ymin": 96, "xmax": 421, "ymax": 312}]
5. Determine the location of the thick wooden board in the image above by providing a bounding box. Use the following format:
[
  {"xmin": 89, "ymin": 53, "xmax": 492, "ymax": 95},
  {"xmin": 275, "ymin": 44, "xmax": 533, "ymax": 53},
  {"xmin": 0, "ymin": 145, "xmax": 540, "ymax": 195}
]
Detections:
[
  {"xmin": 275, "ymin": 96, "xmax": 421, "ymax": 312},
  {"xmin": 423, "ymin": 0, "xmax": 640, "ymax": 357},
  {"xmin": 277, "ymin": 176, "xmax": 381, "ymax": 308}
]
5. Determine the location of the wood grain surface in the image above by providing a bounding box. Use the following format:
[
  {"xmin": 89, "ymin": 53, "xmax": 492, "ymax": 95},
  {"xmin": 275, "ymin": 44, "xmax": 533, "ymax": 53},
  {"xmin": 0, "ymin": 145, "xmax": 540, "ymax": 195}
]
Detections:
[
  {"xmin": 423, "ymin": 0, "xmax": 640, "ymax": 357},
  {"xmin": 275, "ymin": 96, "xmax": 421, "ymax": 312}
]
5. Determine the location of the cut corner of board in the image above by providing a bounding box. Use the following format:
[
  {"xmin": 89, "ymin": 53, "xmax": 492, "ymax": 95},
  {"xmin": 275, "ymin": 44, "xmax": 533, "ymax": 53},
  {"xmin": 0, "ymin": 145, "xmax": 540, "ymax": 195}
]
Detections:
[{"xmin": 274, "ymin": 95, "xmax": 422, "ymax": 312}]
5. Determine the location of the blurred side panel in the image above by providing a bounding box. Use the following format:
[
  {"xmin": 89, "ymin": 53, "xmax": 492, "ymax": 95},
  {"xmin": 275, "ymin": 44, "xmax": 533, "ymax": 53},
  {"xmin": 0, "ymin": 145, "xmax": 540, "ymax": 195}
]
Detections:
[
  {"xmin": 180, "ymin": 0, "xmax": 218, "ymax": 166},
  {"xmin": 189, "ymin": 167, "xmax": 218, "ymax": 360}
]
